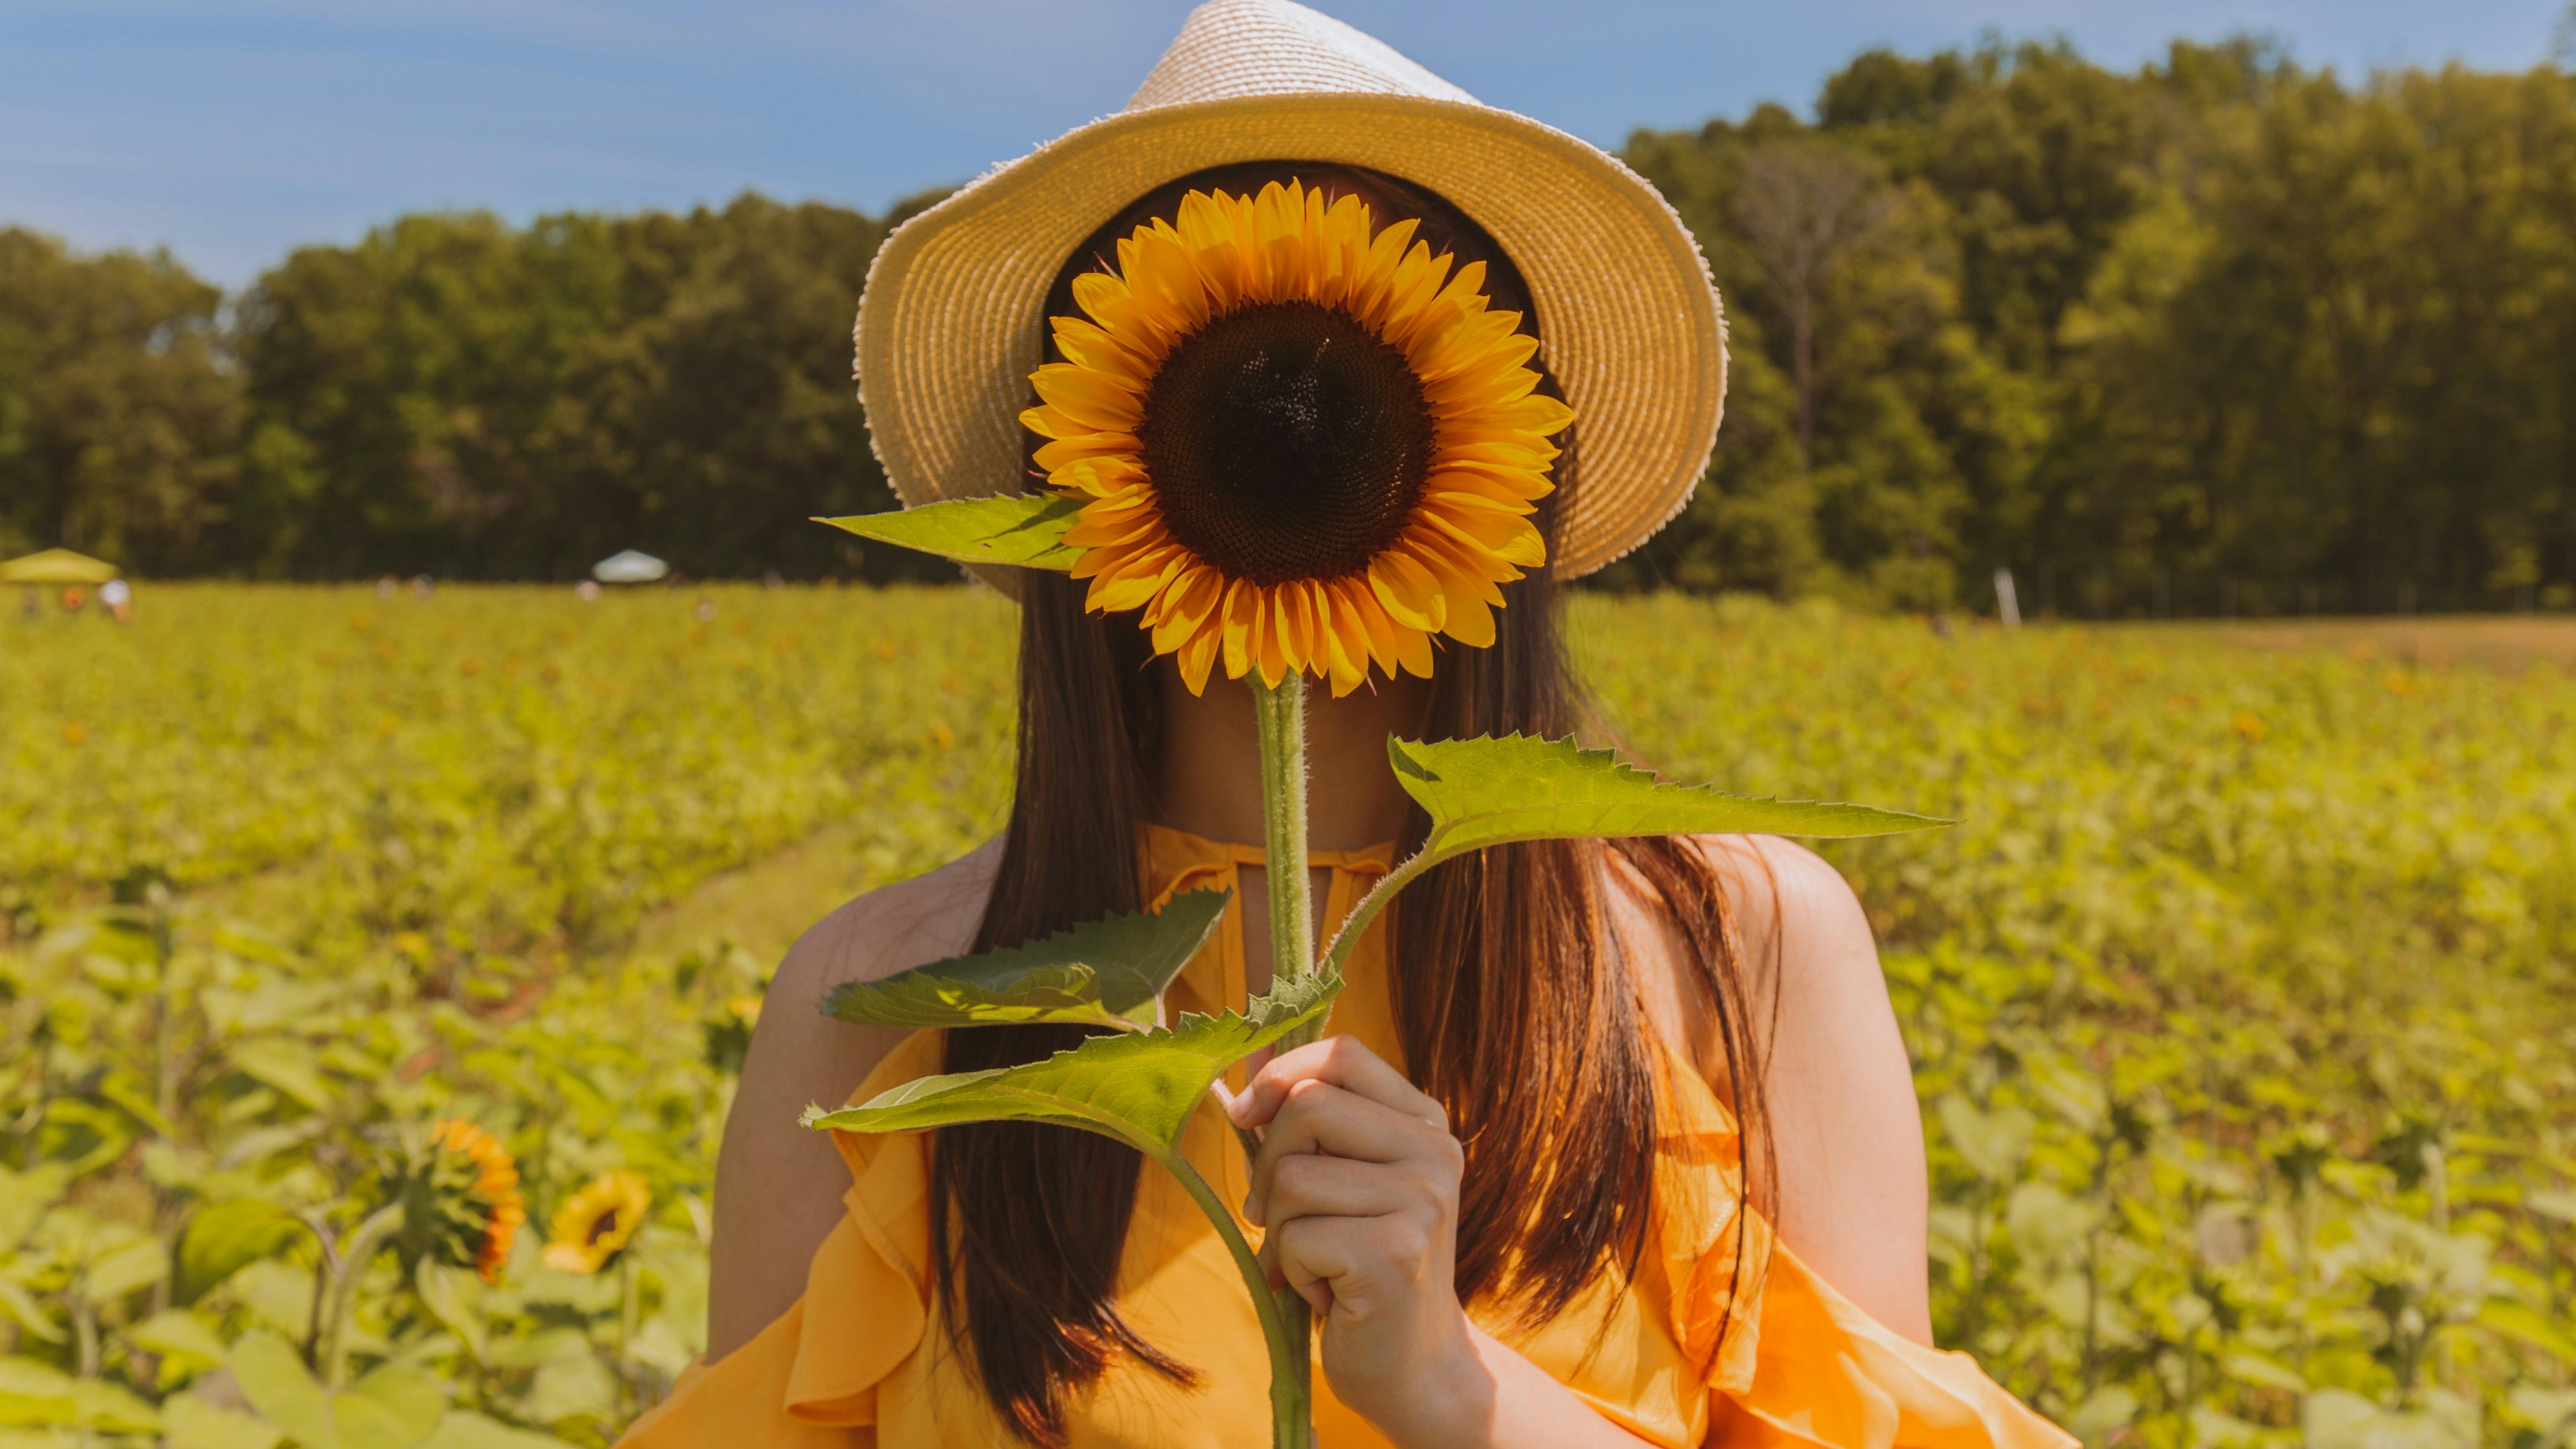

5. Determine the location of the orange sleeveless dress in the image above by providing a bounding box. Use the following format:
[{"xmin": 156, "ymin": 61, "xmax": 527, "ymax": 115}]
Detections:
[{"xmin": 622, "ymin": 827, "xmax": 2074, "ymax": 1447}]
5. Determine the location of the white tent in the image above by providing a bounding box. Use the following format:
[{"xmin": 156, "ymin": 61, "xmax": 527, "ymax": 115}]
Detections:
[{"xmin": 591, "ymin": 550, "xmax": 669, "ymax": 584}]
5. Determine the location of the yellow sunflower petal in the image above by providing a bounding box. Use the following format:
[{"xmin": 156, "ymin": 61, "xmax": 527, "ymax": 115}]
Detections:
[
  {"xmin": 1176, "ymin": 623, "xmax": 1222, "ymax": 696},
  {"xmin": 1440, "ymin": 591, "xmax": 1497, "ymax": 648},
  {"xmin": 1052, "ymin": 455, "xmax": 1147, "ymax": 498},
  {"xmin": 1421, "ymin": 497, "xmax": 1548, "ymax": 565},
  {"xmin": 1316, "ymin": 590, "xmax": 1369, "ymax": 697},
  {"xmin": 1404, "ymin": 533, "xmax": 1513, "ymax": 608},
  {"xmin": 1086, "ymin": 546, "xmax": 1186, "ymax": 614},
  {"xmin": 1062, "ymin": 507, "xmax": 1166, "ymax": 550},
  {"xmin": 1019, "ymin": 404, "xmax": 1101, "ymax": 442},
  {"xmin": 1220, "ymin": 579, "xmax": 1260, "ymax": 682},
  {"xmin": 1071, "ymin": 270, "xmax": 1173, "ymax": 355},
  {"xmin": 1441, "ymin": 435, "xmax": 1561, "ymax": 467},
  {"xmin": 1374, "ymin": 241, "xmax": 1455, "ymax": 345},
  {"xmin": 1332, "ymin": 576, "xmax": 1400, "ymax": 674},
  {"xmin": 1367, "ymin": 550, "xmax": 1447, "ymax": 633},
  {"xmin": 1424, "ymin": 470, "xmax": 1545, "ymax": 512},
  {"xmin": 1393, "ymin": 617, "xmax": 1437, "ymax": 678},
  {"xmin": 1034, "ymin": 432, "xmax": 1143, "ymax": 473},
  {"xmin": 1471, "ymin": 391, "xmax": 1576, "ymax": 438},
  {"xmin": 1413, "ymin": 314, "xmax": 1535, "ymax": 385},
  {"xmin": 1130, "ymin": 225, "xmax": 1211, "ymax": 337},
  {"xmin": 1149, "ymin": 566, "xmax": 1223, "ymax": 656},
  {"xmin": 1277, "ymin": 581, "xmax": 1318, "ymax": 677},
  {"xmin": 1031, "ymin": 364, "xmax": 1144, "ymax": 433},
  {"xmin": 1051, "ymin": 317, "xmax": 1157, "ymax": 390},
  {"xmin": 1345, "ymin": 216, "xmax": 1422, "ymax": 329}
]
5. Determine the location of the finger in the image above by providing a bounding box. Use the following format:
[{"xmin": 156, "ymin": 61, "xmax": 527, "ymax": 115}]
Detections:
[
  {"xmin": 1262, "ymin": 1151, "xmax": 1417, "ymax": 1227},
  {"xmin": 1244, "ymin": 1081, "xmax": 1450, "ymax": 1225},
  {"xmin": 1227, "ymin": 1035, "xmax": 1445, "ymax": 1131},
  {"xmin": 1272, "ymin": 1215, "xmax": 1359, "ymax": 1318}
]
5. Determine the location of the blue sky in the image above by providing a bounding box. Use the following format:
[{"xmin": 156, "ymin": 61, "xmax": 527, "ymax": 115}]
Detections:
[{"xmin": 5, "ymin": 1, "xmax": 2567, "ymax": 285}]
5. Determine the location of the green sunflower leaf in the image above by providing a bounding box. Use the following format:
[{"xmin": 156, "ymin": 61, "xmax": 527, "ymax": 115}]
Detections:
[
  {"xmin": 178, "ymin": 1200, "xmax": 312, "ymax": 1304},
  {"xmin": 1388, "ymin": 733, "xmax": 1950, "ymax": 866},
  {"xmin": 814, "ymin": 494, "xmax": 1081, "ymax": 570},
  {"xmin": 821, "ymin": 890, "xmax": 1229, "ymax": 1032},
  {"xmin": 805, "ymin": 972, "xmax": 1338, "ymax": 1157}
]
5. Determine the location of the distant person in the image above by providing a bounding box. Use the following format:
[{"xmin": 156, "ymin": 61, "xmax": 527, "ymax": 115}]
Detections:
[
  {"xmin": 59, "ymin": 586, "xmax": 85, "ymax": 614},
  {"xmin": 577, "ymin": 579, "xmax": 602, "ymax": 602},
  {"xmin": 377, "ymin": 574, "xmax": 399, "ymax": 598},
  {"xmin": 410, "ymin": 575, "xmax": 434, "ymax": 599},
  {"xmin": 98, "ymin": 578, "xmax": 132, "ymax": 622},
  {"xmin": 640, "ymin": 5, "xmax": 2072, "ymax": 1448}
]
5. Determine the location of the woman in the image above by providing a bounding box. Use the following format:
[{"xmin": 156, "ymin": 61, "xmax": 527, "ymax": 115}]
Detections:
[{"xmin": 629, "ymin": 3, "xmax": 2072, "ymax": 1446}]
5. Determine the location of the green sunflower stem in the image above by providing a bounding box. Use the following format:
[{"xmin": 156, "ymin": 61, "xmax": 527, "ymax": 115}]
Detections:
[
  {"xmin": 1249, "ymin": 670, "xmax": 1318, "ymax": 1448},
  {"xmin": 1251, "ymin": 671, "xmax": 1315, "ymax": 993},
  {"xmin": 1165, "ymin": 1149, "xmax": 1312, "ymax": 1449},
  {"xmin": 321, "ymin": 1204, "xmax": 405, "ymax": 1389}
]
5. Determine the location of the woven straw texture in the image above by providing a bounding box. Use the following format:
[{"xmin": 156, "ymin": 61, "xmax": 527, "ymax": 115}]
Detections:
[{"xmin": 855, "ymin": 0, "xmax": 1725, "ymax": 585}]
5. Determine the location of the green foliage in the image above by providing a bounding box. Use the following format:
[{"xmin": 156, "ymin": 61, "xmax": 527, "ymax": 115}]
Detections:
[
  {"xmin": 5, "ymin": 588, "xmax": 2573, "ymax": 1446},
  {"xmin": 823, "ymin": 888, "xmax": 1228, "ymax": 1031},
  {"xmin": 809, "ymin": 972, "xmax": 1337, "ymax": 1157},
  {"xmin": 1387, "ymin": 733, "xmax": 1945, "ymax": 860},
  {"xmin": 1606, "ymin": 40, "xmax": 2576, "ymax": 614},
  {"xmin": 0, "ymin": 230, "xmax": 238, "ymax": 571},
  {"xmin": 1584, "ymin": 594, "xmax": 2576, "ymax": 1447},
  {"xmin": 0, "ymin": 585, "xmax": 1016, "ymax": 1445},
  {"xmin": 227, "ymin": 1331, "xmax": 446, "ymax": 1449},
  {"xmin": 816, "ymin": 495, "xmax": 1082, "ymax": 572}
]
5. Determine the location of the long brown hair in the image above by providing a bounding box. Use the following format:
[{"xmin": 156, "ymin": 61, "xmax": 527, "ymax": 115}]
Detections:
[{"xmin": 931, "ymin": 162, "xmax": 1773, "ymax": 1444}]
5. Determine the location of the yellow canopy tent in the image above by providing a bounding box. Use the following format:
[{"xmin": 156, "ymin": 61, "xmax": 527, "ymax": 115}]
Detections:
[{"xmin": 1, "ymin": 548, "xmax": 120, "ymax": 585}]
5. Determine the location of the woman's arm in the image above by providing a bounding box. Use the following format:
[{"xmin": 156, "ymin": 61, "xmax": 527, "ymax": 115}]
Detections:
[
  {"xmin": 1228, "ymin": 1038, "xmax": 1658, "ymax": 1449},
  {"xmin": 704, "ymin": 843, "xmax": 997, "ymax": 1360},
  {"xmin": 1710, "ymin": 835, "xmax": 1934, "ymax": 1345}
]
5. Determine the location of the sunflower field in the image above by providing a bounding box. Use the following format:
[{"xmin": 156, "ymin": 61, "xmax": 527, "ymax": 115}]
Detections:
[{"xmin": 3, "ymin": 586, "xmax": 2571, "ymax": 1448}]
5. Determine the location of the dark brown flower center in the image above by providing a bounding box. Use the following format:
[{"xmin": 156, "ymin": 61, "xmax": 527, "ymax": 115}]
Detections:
[
  {"xmin": 585, "ymin": 1210, "xmax": 623, "ymax": 1246},
  {"xmin": 1138, "ymin": 301, "xmax": 1434, "ymax": 585}
]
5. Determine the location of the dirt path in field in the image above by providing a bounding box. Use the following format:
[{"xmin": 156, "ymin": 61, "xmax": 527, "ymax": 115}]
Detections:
[
  {"xmin": 618, "ymin": 823, "xmax": 877, "ymax": 973},
  {"xmin": 2153, "ymin": 615, "xmax": 2576, "ymax": 670}
]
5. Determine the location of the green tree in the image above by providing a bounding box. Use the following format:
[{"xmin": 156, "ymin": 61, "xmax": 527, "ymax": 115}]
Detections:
[
  {"xmin": 0, "ymin": 230, "xmax": 239, "ymax": 569},
  {"xmin": 231, "ymin": 194, "xmax": 944, "ymax": 580}
]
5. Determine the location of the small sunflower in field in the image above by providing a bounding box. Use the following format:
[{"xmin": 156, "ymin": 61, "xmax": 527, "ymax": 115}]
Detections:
[
  {"xmin": 543, "ymin": 1171, "xmax": 652, "ymax": 1274},
  {"xmin": 1021, "ymin": 179, "xmax": 1570, "ymax": 696}
]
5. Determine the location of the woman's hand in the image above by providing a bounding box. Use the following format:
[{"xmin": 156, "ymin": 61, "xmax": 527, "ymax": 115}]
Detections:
[{"xmin": 1226, "ymin": 1035, "xmax": 1479, "ymax": 1439}]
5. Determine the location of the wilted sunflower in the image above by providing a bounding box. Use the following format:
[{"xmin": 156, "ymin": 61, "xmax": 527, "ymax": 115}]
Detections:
[
  {"xmin": 543, "ymin": 1171, "xmax": 652, "ymax": 1274},
  {"xmin": 1021, "ymin": 180, "xmax": 1572, "ymax": 696},
  {"xmin": 391, "ymin": 1118, "xmax": 525, "ymax": 1284}
]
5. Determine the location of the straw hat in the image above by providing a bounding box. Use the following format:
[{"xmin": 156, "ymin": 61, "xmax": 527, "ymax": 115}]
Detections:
[{"xmin": 854, "ymin": 0, "xmax": 1725, "ymax": 584}]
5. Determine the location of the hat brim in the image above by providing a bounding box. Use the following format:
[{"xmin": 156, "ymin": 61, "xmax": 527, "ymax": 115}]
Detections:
[{"xmin": 855, "ymin": 90, "xmax": 1725, "ymax": 592}]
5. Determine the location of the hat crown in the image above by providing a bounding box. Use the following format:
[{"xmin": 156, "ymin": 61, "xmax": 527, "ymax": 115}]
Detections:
[{"xmin": 1128, "ymin": 0, "xmax": 1478, "ymax": 112}]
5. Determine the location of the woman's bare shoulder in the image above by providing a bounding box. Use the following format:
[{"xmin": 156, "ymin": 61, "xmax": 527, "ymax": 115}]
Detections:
[
  {"xmin": 707, "ymin": 837, "xmax": 1003, "ymax": 1359},
  {"xmin": 767, "ymin": 835, "xmax": 1006, "ymax": 1005},
  {"xmin": 1670, "ymin": 833, "xmax": 1935, "ymax": 1343},
  {"xmin": 1691, "ymin": 832, "xmax": 1871, "ymax": 979}
]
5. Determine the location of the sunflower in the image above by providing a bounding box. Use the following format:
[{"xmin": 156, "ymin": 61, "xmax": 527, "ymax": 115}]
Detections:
[
  {"xmin": 542, "ymin": 1171, "xmax": 652, "ymax": 1274},
  {"xmin": 1020, "ymin": 180, "xmax": 1572, "ymax": 696},
  {"xmin": 426, "ymin": 1118, "xmax": 526, "ymax": 1283}
]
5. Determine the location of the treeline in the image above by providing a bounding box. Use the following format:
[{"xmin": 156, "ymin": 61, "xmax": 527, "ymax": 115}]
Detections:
[
  {"xmin": 6, "ymin": 37, "xmax": 2576, "ymax": 610},
  {"xmin": 1, "ymin": 193, "xmax": 951, "ymax": 583},
  {"xmin": 1602, "ymin": 37, "xmax": 2576, "ymax": 614}
]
